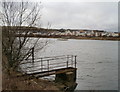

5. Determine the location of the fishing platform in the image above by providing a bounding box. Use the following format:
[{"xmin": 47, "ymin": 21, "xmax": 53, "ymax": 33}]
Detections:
[{"xmin": 20, "ymin": 55, "xmax": 77, "ymax": 78}]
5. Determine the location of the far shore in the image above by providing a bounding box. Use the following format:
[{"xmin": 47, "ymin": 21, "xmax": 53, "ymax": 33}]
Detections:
[
  {"xmin": 70, "ymin": 36, "xmax": 120, "ymax": 41},
  {"xmin": 16, "ymin": 34, "xmax": 120, "ymax": 41}
]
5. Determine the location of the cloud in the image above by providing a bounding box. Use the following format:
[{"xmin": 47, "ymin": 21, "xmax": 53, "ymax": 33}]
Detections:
[{"xmin": 41, "ymin": 2, "xmax": 118, "ymax": 32}]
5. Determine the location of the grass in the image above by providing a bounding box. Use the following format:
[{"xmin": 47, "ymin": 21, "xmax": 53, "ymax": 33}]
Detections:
[{"xmin": 2, "ymin": 71, "xmax": 61, "ymax": 91}]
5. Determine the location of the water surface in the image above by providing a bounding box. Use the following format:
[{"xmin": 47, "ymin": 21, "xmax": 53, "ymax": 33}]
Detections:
[{"xmin": 34, "ymin": 39, "xmax": 118, "ymax": 90}]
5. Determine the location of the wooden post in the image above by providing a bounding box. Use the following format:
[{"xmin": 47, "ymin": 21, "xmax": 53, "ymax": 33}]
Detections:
[
  {"xmin": 67, "ymin": 55, "xmax": 69, "ymax": 68},
  {"xmin": 47, "ymin": 60, "xmax": 49, "ymax": 71},
  {"xmin": 32, "ymin": 47, "xmax": 34, "ymax": 63},
  {"xmin": 71, "ymin": 55, "xmax": 73, "ymax": 67},
  {"xmin": 41, "ymin": 58, "xmax": 43, "ymax": 72},
  {"xmin": 75, "ymin": 56, "xmax": 77, "ymax": 68}
]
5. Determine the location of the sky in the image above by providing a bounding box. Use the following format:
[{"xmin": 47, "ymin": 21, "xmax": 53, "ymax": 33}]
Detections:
[
  {"xmin": 39, "ymin": 1, "xmax": 118, "ymax": 32},
  {"xmin": 1, "ymin": 0, "xmax": 119, "ymax": 32}
]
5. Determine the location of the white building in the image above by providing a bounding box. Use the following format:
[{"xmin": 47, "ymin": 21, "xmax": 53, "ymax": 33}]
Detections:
[
  {"xmin": 65, "ymin": 30, "xmax": 74, "ymax": 35},
  {"xmin": 112, "ymin": 32, "xmax": 119, "ymax": 37}
]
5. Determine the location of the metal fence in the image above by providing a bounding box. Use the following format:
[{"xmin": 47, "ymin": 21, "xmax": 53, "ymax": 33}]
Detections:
[{"xmin": 20, "ymin": 55, "xmax": 77, "ymax": 74}]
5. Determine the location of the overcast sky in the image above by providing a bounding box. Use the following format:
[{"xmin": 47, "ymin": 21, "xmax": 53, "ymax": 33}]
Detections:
[{"xmin": 40, "ymin": 2, "xmax": 118, "ymax": 32}]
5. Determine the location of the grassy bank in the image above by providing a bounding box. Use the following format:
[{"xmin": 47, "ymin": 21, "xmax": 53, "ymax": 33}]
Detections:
[
  {"xmin": 2, "ymin": 54, "xmax": 62, "ymax": 91},
  {"xmin": 2, "ymin": 71, "xmax": 62, "ymax": 91}
]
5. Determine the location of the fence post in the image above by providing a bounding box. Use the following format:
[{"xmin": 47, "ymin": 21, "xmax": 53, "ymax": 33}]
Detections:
[
  {"xmin": 47, "ymin": 60, "xmax": 49, "ymax": 71},
  {"xmin": 71, "ymin": 55, "xmax": 73, "ymax": 67},
  {"xmin": 75, "ymin": 56, "xmax": 77, "ymax": 68},
  {"xmin": 41, "ymin": 58, "xmax": 43, "ymax": 72},
  {"xmin": 67, "ymin": 55, "xmax": 69, "ymax": 68},
  {"xmin": 32, "ymin": 47, "xmax": 34, "ymax": 63}
]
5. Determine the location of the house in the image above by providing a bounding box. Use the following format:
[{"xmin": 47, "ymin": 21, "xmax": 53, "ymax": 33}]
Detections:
[
  {"xmin": 112, "ymin": 32, "xmax": 119, "ymax": 37},
  {"xmin": 87, "ymin": 32, "xmax": 92, "ymax": 37},
  {"xmin": 75, "ymin": 31, "xmax": 81, "ymax": 36},
  {"xmin": 101, "ymin": 31, "xmax": 108, "ymax": 37},
  {"xmin": 65, "ymin": 30, "xmax": 73, "ymax": 36},
  {"xmin": 60, "ymin": 32, "xmax": 66, "ymax": 36},
  {"xmin": 95, "ymin": 30, "xmax": 104, "ymax": 37},
  {"xmin": 107, "ymin": 32, "xmax": 112, "ymax": 37}
]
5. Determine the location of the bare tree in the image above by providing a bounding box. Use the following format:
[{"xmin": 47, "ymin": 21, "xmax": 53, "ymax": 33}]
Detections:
[{"xmin": 1, "ymin": 1, "xmax": 48, "ymax": 72}]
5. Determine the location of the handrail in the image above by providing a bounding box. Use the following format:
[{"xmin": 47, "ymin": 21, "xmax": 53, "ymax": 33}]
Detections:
[
  {"xmin": 20, "ymin": 55, "xmax": 74, "ymax": 65},
  {"xmin": 25, "ymin": 55, "xmax": 76, "ymax": 61},
  {"xmin": 20, "ymin": 57, "xmax": 69, "ymax": 64},
  {"xmin": 27, "ymin": 55, "xmax": 66, "ymax": 60},
  {"xmin": 20, "ymin": 55, "xmax": 77, "ymax": 73}
]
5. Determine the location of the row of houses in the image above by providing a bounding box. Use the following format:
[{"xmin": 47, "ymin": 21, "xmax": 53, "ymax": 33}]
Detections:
[
  {"xmin": 5, "ymin": 26, "xmax": 119, "ymax": 37},
  {"xmin": 34, "ymin": 29, "xmax": 120, "ymax": 37},
  {"xmin": 21, "ymin": 28, "xmax": 119, "ymax": 37}
]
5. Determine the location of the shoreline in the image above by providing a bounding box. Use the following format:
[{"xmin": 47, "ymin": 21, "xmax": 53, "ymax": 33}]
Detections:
[
  {"xmin": 70, "ymin": 37, "xmax": 120, "ymax": 41},
  {"xmin": 16, "ymin": 35, "xmax": 120, "ymax": 41}
]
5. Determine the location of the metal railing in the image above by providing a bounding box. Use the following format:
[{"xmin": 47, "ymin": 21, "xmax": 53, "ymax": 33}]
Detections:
[{"xmin": 20, "ymin": 55, "xmax": 77, "ymax": 74}]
